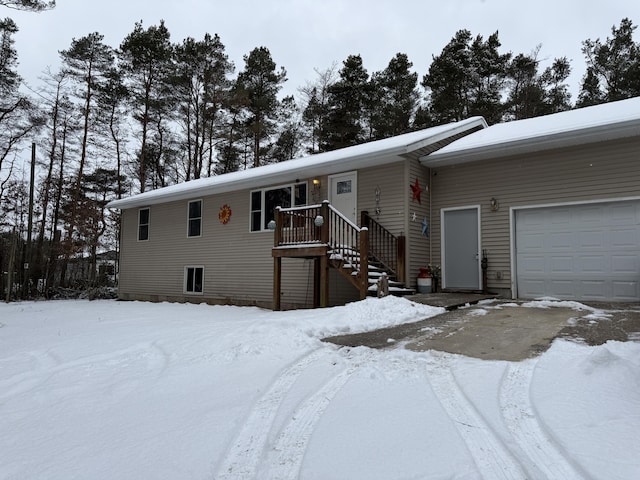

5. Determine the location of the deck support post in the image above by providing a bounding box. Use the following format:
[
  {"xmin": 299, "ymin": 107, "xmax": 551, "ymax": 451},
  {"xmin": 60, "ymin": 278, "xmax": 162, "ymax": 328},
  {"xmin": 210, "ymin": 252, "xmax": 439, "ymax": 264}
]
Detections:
[
  {"xmin": 273, "ymin": 256, "xmax": 282, "ymax": 311},
  {"xmin": 319, "ymin": 254, "xmax": 329, "ymax": 307}
]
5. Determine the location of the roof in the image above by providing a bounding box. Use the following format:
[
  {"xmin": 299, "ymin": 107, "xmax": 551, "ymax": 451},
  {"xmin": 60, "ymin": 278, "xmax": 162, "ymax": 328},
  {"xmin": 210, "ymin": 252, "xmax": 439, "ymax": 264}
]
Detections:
[
  {"xmin": 107, "ymin": 117, "xmax": 487, "ymax": 209},
  {"xmin": 422, "ymin": 96, "xmax": 640, "ymax": 167}
]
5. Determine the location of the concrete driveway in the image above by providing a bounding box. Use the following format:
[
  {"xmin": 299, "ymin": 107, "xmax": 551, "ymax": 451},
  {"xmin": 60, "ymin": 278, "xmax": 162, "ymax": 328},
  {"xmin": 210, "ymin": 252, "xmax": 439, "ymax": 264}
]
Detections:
[{"xmin": 324, "ymin": 295, "xmax": 640, "ymax": 361}]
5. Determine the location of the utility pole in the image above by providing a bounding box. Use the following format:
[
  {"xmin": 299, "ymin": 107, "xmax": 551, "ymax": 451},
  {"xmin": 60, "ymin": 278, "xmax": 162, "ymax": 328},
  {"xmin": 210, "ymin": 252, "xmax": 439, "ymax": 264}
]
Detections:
[{"xmin": 22, "ymin": 142, "xmax": 36, "ymax": 298}]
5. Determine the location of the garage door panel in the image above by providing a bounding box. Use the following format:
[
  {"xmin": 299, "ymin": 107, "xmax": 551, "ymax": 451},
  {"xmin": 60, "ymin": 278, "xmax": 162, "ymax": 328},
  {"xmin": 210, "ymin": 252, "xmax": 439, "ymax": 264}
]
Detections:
[
  {"xmin": 580, "ymin": 280, "xmax": 609, "ymax": 299},
  {"xmin": 519, "ymin": 255, "xmax": 545, "ymax": 273},
  {"xmin": 611, "ymin": 255, "xmax": 638, "ymax": 273},
  {"xmin": 612, "ymin": 281, "xmax": 638, "ymax": 300},
  {"xmin": 611, "ymin": 203, "xmax": 638, "ymax": 222},
  {"xmin": 548, "ymin": 231, "xmax": 573, "ymax": 249},
  {"xmin": 516, "ymin": 200, "xmax": 640, "ymax": 302},
  {"xmin": 611, "ymin": 228, "xmax": 638, "ymax": 247},
  {"xmin": 548, "ymin": 279, "xmax": 575, "ymax": 297},
  {"xmin": 578, "ymin": 231, "xmax": 605, "ymax": 248},
  {"xmin": 550, "ymin": 256, "xmax": 573, "ymax": 273},
  {"xmin": 580, "ymin": 206, "xmax": 606, "ymax": 224},
  {"xmin": 578, "ymin": 255, "xmax": 606, "ymax": 273},
  {"xmin": 521, "ymin": 233, "xmax": 545, "ymax": 250}
]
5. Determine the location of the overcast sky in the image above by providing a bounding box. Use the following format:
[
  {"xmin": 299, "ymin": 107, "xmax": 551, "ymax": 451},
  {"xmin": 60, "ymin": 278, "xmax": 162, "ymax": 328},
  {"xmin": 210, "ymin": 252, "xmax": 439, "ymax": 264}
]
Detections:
[{"xmin": 7, "ymin": 0, "xmax": 640, "ymax": 101}]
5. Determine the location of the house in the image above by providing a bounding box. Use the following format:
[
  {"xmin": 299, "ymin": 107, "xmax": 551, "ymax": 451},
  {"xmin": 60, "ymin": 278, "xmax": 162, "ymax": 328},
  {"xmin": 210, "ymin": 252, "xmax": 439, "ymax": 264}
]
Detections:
[
  {"xmin": 424, "ymin": 96, "xmax": 640, "ymax": 302},
  {"xmin": 107, "ymin": 117, "xmax": 486, "ymax": 309},
  {"xmin": 108, "ymin": 96, "xmax": 640, "ymax": 308}
]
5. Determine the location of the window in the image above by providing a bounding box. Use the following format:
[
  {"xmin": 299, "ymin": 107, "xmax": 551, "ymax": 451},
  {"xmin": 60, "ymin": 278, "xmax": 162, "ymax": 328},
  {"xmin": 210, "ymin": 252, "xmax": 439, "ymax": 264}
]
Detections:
[
  {"xmin": 138, "ymin": 208, "xmax": 150, "ymax": 241},
  {"xmin": 188, "ymin": 200, "xmax": 202, "ymax": 237},
  {"xmin": 250, "ymin": 182, "xmax": 307, "ymax": 231},
  {"xmin": 184, "ymin": 266, "xmax": 204, "ymax": 294}
]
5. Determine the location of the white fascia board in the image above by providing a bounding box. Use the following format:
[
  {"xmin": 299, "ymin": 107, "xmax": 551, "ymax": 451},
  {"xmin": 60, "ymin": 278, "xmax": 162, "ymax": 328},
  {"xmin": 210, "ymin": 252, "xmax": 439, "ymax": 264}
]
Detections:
[
  {"xmin": 108, "ymin": 118, "xmax": 487, "ymax": 210},
  {"xmin": 422, "ymin": 119, "xmax": 640, "ymax": 168}
]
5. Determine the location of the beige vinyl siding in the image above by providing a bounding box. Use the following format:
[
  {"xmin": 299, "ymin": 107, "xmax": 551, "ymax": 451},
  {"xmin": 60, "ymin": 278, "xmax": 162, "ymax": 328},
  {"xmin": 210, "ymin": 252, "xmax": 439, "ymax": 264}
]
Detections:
[
  {"xmin": 358, "ymin": 161, "xmax": 406, "ymax": 236},
  {"xmin": 357, "ymin": 160, "xmax": 409, "ymax": 284},
  {"xmin": 119, "ymin": 185, "xmax": 314, "ymax": 308},
  {"xmin": 429, "ymin": 136, "xmax": 640, "ymax": 296},
  {"xmin": 407, "ymin": 159, "xmax": 431, "ymax": 288}
]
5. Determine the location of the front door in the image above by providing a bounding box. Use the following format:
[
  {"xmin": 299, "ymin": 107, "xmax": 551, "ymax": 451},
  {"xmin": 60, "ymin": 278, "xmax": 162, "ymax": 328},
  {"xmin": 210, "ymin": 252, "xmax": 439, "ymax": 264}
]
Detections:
[
  {"xmin": 329, "ymin": 172, "xmax": 357, "ymax": 224},
  {"xmin": 442, "ymin": 207, "xmax": 481, "ymax": 290}
]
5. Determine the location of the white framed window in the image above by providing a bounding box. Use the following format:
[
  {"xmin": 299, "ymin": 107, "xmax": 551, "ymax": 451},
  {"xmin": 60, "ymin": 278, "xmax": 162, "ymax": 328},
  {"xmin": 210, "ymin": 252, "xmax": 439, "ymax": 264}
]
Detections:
[
  {"xmin": 250, "ymin": 182, "xmax": 307, "ymax": 232},
  {"xmin": 184, "ymin": 266, "xmax": 204, "ymax": 294},
  {"xmin": 138, "ymin": 207, "xmax": 150, "ymax": 241},
  {"xmin": 187, "ymin": 200, "xmax": 202, "ymax": 237}
]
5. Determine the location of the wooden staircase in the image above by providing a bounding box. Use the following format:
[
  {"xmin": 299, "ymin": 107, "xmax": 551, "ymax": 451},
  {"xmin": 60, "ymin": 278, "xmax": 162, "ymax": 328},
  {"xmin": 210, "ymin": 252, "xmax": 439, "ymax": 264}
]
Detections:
[{"xmin": 272, "ymin": 201, "xmax": 412, "ymax": 310}]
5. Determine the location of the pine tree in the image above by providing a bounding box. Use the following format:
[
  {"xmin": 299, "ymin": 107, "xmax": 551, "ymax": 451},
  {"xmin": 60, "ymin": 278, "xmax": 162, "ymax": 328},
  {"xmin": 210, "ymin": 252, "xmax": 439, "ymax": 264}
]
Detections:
[
  {"xmin": 119, "ymin": 20, "xmax": 176, "ymax": 192},
  {"xmin": 272, "ymin": 95, "xmax": 302, "ymax": 162},
  {"xmin": 423, "ymin": 30, "xmax": 510, "ymax": 125},
  {"xmin": 174, "ymin": 33, "xmax": 233, "ymax": 180},
  {"xmin": 0, "ymin": 18, "xmax": 41, "ymax": 198},
  {"xmin": 370, "ymin": 53, "xmax": 419, "ymax": 139},
  {"xmin": 578, "ymin": 18, "xmax": 640, "ymax": 106},
  {"xmin": 300, "ymin": 64, "xmax": 337, "ymax": 153},
  {"xmin": 505, "ymin": 48, "xmax": 572, "ymax": 120},
  {"xmin": 321, "ymin": 54, "xmax": 370, "ymax": 151},
  {"xmin": 0, "ymin": 1, "xmax": 54, "ymax": 11},
  {"xmin": 236, "ymin": 46, "xmax": 286, "ymax": 167}
]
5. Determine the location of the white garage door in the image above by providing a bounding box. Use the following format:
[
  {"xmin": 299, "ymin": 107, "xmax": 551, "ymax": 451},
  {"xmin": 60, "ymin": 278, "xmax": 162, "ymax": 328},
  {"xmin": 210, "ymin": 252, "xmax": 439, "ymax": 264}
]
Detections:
[{"xmin": 515, "ymin": 201, "xmax": 640, "ymax": 301}]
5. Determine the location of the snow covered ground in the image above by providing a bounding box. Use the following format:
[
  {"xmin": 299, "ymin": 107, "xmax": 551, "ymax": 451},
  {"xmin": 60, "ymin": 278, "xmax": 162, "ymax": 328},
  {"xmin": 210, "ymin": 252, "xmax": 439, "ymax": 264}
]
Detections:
[{"xmin": 1, "ymin": 297, "xmax": 639, "ymax": 480}]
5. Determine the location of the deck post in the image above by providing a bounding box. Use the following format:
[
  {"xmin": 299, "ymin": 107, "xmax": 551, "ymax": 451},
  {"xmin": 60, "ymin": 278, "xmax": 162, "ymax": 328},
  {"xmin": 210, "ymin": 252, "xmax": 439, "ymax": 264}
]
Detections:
[
  {"xmin": 359, "ymin": 228, "xmax": 369, "ymax": 300},
  {"xmin": 320, "ymin": 201, "xmax": 329, "ymax": 244},
  {"xmin": 319, "ymin": 254, "xmax": 329, "ymax": 307},
  {"xmin": 273, "ymin": 257, "xmax": 281, "ymax": 311},
  {"xmin": 273, "ymin": 207, "xmax": 282, "ymax": 311},
  {"xmin": 397, "ymin": 235, "xmax": 406, "ymax": 286}
]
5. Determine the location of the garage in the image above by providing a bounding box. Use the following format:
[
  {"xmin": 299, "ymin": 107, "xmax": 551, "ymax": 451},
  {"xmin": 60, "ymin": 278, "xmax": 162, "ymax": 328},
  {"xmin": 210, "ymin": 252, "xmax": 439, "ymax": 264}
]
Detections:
[{"xmin": 515, "ymin": 200, "xmax": 640, "ymax": 302}]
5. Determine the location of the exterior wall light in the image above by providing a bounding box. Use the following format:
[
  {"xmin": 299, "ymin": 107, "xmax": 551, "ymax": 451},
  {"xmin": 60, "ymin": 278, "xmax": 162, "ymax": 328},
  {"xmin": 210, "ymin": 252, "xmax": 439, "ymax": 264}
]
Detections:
[
  {"xmin": 314, "ymin": 215, "xmax": 324, "ymax": 227},
  {"xmin": 490, "ymin": 197, "xmax": 499, "ymax": 212},
  {"xmin": 267, "ymin": 220, "xmax": 276, "ymax": 230}
]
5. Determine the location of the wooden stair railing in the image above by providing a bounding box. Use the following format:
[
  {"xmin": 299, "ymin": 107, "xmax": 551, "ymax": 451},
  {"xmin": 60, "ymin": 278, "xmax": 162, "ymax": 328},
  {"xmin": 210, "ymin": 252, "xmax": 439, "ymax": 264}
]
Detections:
[{"xmin": 361, "ymin": 211, "xmax": 406, "ymax": 284}]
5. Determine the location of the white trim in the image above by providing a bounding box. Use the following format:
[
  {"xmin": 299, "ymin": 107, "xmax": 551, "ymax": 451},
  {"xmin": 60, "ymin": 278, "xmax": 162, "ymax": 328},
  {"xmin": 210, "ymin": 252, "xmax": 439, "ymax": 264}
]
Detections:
[
  {"xmin": 328, "ymin": 171, "xmax": 358, "ymax": 224},
  {"xmin": 187, "ymin": 199, "xmax": 203, "ymax": 238},
  {"xmin": 184, "ymin": 265, "xmax": 205, "ymax": 295},
  {"xmin": 509, "ymin": 196, "xmax": 640, "ymax": 299},
  {"xmin": 441, "ymin": 205, "xmax": 482, "ymax": 290}
]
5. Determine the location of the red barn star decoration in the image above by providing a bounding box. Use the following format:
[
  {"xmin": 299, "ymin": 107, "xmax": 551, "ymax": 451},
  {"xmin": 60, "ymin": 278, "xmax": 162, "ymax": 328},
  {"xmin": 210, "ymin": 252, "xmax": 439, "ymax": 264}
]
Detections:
[{"xmin": 410, "ymin": 178, "xmax": 423, "ymax": 204}]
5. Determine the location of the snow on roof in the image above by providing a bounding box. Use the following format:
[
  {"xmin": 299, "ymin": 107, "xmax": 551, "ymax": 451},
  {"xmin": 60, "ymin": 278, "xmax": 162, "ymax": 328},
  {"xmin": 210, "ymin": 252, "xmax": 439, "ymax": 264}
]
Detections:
[
  {"xmin": 423, "ymin": 96, "xmax": 640, "ymax": 167},
  {"xmin": 108, "ymin": 117, "xmax": 486, "ymax": 209}
]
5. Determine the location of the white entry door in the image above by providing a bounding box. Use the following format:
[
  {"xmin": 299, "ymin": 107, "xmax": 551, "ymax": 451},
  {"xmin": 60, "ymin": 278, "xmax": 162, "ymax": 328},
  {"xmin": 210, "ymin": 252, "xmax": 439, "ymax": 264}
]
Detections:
[
  {"xmin": 329, "ymin": 172, "xmax": 357, "ymax": 224},
  {"xmin": 442, "ymin": 207, "xmax": 481, "ymax": 290}
]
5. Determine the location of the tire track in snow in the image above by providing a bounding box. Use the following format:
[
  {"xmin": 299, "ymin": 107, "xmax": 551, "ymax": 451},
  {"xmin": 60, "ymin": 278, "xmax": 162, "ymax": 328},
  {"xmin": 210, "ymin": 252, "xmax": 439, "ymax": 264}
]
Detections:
[
  {"xmin": 500, "ymin": 360, "xmax": 587, "ymax": 480},
  {"xmin": 216, "ymin": 348, "xmax": 325, "ymax": 480},
  {"xmin": 264, "ymin": 350, "xmax": 373, "ymax": 480},
  {"xmin": 426, "ymin": 356, "xmax": 528, "ymax": 480}
]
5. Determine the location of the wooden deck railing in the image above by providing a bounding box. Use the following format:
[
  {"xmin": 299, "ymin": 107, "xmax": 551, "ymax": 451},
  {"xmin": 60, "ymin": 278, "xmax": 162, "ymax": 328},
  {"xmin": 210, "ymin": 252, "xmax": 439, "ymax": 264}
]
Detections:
[{"xmin": 274, "ymin": 201, "xmax": 369, "ymax": 300}]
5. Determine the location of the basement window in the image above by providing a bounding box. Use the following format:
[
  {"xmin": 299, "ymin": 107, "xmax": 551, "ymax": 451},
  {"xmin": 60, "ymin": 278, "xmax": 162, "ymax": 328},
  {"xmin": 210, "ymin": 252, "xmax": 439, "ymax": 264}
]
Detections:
[
  {"xmin": 184, "ymin": 266, "xmax": 204, "ymax": 294},
  {"xmin": 250, "ymin": 182, "xmax": 307, "ymax": 232}
]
